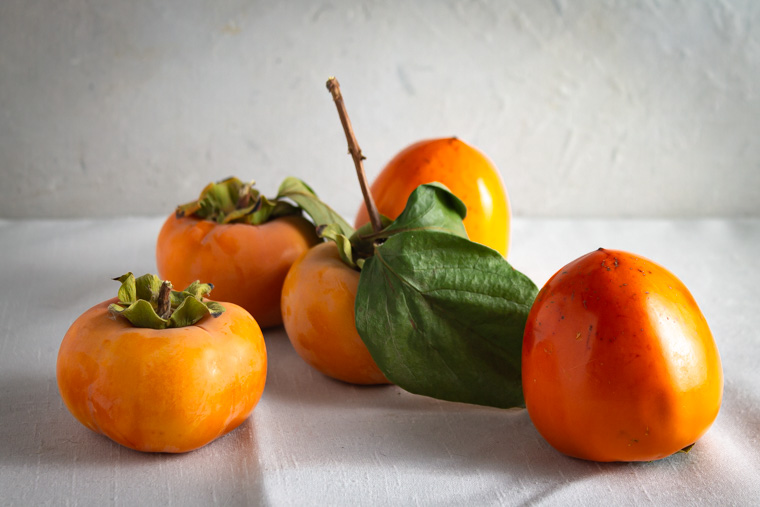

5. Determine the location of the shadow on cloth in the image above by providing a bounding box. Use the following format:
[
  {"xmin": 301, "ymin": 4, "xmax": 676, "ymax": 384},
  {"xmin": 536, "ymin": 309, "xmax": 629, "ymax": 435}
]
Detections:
[{"xmin": 0, "ymin": 372, "xmax": 270, "ymax": 505}]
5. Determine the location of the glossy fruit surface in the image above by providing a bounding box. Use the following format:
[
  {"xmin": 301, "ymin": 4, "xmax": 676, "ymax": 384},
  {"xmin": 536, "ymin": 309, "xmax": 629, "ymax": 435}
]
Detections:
[
  {"xmin": 281, "ymin": 242, "xmax": 389, "ymax": 385},
  {"xmin": 522, "ymin": 248, "xmax": 723, "ymax": 462},
  {"xmin": 354, "ymin": 138, "xmax": 511, "ymax": 256},
  {"xmin": 156, "ymin": 214, "xmax": 320, "ymax": 328},
  {"xmin": 57, "ymin": 298, "xmax": 267, "ymax": 453}
]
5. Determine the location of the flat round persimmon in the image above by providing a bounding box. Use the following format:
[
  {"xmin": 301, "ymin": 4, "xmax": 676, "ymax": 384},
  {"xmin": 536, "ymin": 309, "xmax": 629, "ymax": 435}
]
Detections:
[
  {"xmin": 157, "ymin": 214, "xmax": 319, "ymax": 328},
  {"xmin": 281, "ymin": 241, "xmax": 389, "ymax": 385},
  {"xmin": 57, "ymin": 297, "xmax": 266, "ymax": 453},
  {"xmin": 522, "ymin": 248, "xmax": 723, "ymax": 462},
  {"xmin": 354, "ymin": 138, "xmax": 511, "ymax": 257}
]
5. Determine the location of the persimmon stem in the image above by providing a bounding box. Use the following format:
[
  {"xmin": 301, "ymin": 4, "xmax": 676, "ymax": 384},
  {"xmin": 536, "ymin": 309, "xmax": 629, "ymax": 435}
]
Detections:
[
  {"xmin": 326, "ymin": 77, "xmax": 383, "ymax": 233},
  {"xmin": 157, "ymin": 281, "xmax": 172, "ymax": 319}
]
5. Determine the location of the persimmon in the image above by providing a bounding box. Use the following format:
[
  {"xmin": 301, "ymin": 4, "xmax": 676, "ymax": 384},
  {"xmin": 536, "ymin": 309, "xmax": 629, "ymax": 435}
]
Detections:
[
  {"xmin": 522, "ymin": 248, "xmax": 723, "ymax": 462},
  {"xmin": 354, "ymin": 138, "xmax": 511, "ymax": 257},
  {"xmin": 57, "ymin": 273, "xmax": 267, "ymax": 453},
  {"xmin": 281, "ymin": 242, "xmax": 389, "ymax": 385},
  {"xmin": 156, "ymin": 177, "xmax": 321, "ymax": 328}
]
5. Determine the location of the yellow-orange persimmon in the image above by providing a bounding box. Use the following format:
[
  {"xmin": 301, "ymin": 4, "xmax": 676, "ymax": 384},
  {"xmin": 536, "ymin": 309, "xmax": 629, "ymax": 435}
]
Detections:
[
  {"xmin": 157, "ymin": 213, "xmax": 319, "ymax": 328},
  {"xmin": 355, "ymin": 138, "xmax": 511, "ymax": 257},
  {"xmin": 522, "ymin": 248, "xmax": 723, "ymax": 462},
  {"xmin": 57, "ymin": 297, "xmax": 267, "ymax": 453},
  {"xmin": 281, "ymin": 242, "xmax": 389, "ymax": 385}
]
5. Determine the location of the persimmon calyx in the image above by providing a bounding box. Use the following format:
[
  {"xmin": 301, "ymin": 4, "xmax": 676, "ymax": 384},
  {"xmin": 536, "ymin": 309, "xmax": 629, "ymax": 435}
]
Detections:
[
  {"xmin": 176, "ymin": 176, "xmax": 300, "ymax": 225},
  {"xmin": 108, "ymin": 273, "xmax": 225, "ymax": 329},
  {"xmin": 174, "ymin": 176, "xmax": 355, "ymax": 237}
]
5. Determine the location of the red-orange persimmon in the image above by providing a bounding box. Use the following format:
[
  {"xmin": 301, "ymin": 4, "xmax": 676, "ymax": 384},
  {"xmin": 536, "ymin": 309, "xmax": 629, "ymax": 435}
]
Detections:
[{"xmin": 522, "ymin": 248, "xmax": 723, "ymax": 462}]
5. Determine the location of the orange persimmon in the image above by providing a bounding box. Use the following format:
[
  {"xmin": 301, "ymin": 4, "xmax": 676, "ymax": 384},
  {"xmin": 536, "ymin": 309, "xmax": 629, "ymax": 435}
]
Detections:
[
  {"xmin": 281, "ymin": 242, "xmax": 389, "ymax": 385},
  {"xmin": 354, "ymin": 138, "xmax": 511, "ymax": 257},
  {"xmin": 156, "ymin": 178, "xmax": 322, "ymax": 329},
  {"xmin": 57, "ymin": 275, "xmax": 267, "ymax": 453},
  {"xmin": 522, "ymin": 248, "xmax": 723, "ymax": 462},
  {"xmin": 157, "ymin": 213, "xmax": 319, "ymax": 328}
]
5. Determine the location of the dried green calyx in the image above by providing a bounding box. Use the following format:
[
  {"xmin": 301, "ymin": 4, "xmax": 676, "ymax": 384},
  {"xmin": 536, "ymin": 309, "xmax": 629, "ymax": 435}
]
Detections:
[
  {"xmin": 176, "ymin": 177, "xmax": 299, "ymax": 225},
  {"xmin": 108, "ymin": 273, "xmax": 225, "ymax": 329},
  {"xmin": 175, "ymin": 176, "xmax": 354, "ymax": 233}
]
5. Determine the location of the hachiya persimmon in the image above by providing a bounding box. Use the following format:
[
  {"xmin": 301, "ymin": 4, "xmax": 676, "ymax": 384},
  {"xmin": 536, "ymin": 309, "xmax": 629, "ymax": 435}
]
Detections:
[
  {"xmin": 281, "ymin": 242, "xmax": 389, "ymax": 385},
  {"xmin": 522, "ymin": 249, "xmax": 723, "ymax": 462},
  {"xmin": 56, "ymin": 273, "xmax": 267, "ymax": 453},
  {"xmin": 156, "ymin": 177, "xmax": 321, "ymax": 328},
  {"xmin": 354, "ymin": 138, "xmax": 511, "ymax": 257}
]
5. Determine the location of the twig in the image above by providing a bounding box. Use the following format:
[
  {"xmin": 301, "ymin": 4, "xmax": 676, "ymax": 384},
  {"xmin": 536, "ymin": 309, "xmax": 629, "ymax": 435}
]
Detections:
[{"xmin": 326, "ymin": 77, "xmax": 383, "ymax": 233}]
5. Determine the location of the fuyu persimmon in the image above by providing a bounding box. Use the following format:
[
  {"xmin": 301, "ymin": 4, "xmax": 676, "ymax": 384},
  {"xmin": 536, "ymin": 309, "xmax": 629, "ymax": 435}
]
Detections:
[
  {"xmin": 281, "ymin": 242, "xmax": 389, "ymax": 385},
  {"xmin": 156, "ymin": 178, "xmax": 321, "ymax": 328},
  {"xmin": 57, "ymin": 273, "xmax": 267, "ymax": 453},
  {"xmin": 522, "ymin": 249, "xmax": 723, "ymax": 462},
  {"xmin": 354, "ymin": 138, "xmax": 511, "ymax": 257}
]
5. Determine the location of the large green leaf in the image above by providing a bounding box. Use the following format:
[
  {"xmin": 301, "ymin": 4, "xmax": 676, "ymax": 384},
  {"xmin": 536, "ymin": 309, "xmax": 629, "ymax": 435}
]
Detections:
[
  {"xmin": 277, "ymin": 177, "xmax": 354, "ymax": 236},
  {"xmin": 355, "ymin": 231, "xmax": 538, "ymax": 408}
]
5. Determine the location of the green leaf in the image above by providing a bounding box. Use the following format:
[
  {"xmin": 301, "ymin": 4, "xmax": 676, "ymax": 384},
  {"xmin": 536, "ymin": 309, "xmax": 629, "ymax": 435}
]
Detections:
[
  {"xmin": 277, "ymin": 177, "xmax": 354, "ymax": 236},
  {"xmin": 380, "ymin": 183, "xmax": 468, "ymax": 239},
  {"xmin": 109, "ymin": 299, "xmax": 168, "ymax": 329},
  {"xmin": 355, "ymin": 231, "xmax": 538, "ymax": 409}
]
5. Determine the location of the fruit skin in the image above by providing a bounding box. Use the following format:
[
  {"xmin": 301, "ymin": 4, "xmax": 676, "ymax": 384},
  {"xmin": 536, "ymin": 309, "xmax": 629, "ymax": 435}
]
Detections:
[
  {"xmin": 281, "ymin": 242, "xmax": 389, "ymax": 385},
  {"xmin": 354, "ymin": 138, "xmax": 511, "ymax": 257},
  {"xmin": 56, "ymin": 298, "xmax": 267, "ymax": 453},
  {"xmin": 156, "ymin": 214, "xmax": 320, "ymax": 328},
  {"xmin": 522, "ymin": 248, "xmax": 723, "ymax": 462}
]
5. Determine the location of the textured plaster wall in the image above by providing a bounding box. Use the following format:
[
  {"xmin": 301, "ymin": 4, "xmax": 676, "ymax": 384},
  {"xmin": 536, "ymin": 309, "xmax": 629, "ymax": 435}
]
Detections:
[{"xmin": 1, "ymin": 0, "xmax": 758, "ymax": 219}]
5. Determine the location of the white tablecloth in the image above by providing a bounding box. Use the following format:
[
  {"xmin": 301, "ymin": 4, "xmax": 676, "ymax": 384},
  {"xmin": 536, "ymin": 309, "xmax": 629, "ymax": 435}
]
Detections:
[{"xmin": 1, "ymin": 217, "xmax": 758, "ymax": 506}]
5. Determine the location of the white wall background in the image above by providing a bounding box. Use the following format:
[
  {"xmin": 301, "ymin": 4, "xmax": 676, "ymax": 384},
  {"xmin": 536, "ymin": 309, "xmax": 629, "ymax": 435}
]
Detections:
[{"xmin": 1, "ymin": 0, "xmax": 758, "ymax": 219}]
